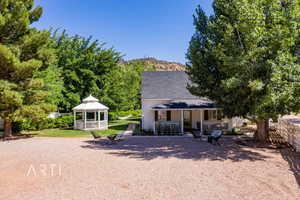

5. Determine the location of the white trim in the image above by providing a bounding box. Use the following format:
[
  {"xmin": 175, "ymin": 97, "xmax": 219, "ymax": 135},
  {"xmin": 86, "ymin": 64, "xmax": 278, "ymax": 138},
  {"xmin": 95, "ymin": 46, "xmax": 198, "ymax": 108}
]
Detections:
[
  {"xmin": 98, "ymin": 111, "xmax": 101, "ymax": 129},
  {"xmin": 181, "ymin": 110, "xmax": 184, "ymax": 133}
]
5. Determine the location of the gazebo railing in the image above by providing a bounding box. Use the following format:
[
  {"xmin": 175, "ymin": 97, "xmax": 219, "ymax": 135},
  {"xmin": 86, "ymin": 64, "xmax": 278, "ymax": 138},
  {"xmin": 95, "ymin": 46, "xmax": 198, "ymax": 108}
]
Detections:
[{"xmin": 75, "ymin": 120, "xmax": 108, "ymax": 130}]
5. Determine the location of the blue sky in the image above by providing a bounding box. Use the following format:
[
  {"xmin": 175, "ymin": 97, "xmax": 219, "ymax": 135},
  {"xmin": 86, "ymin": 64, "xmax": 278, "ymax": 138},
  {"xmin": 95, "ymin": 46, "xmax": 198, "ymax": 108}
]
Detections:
[{"xmin": 34, "ymin": 0, "xmax": 214, "ymax": 64}]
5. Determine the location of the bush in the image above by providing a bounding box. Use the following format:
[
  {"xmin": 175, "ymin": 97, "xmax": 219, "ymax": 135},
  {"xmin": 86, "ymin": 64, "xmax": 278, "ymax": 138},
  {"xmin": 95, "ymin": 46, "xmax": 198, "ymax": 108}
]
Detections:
[
  {"xmin": 108, "ymin": 112, "xmax": 119, "ymax": 121},
  {"xmin": 12, "ymin": 115, "xmax": 74, "ymax": 132}
]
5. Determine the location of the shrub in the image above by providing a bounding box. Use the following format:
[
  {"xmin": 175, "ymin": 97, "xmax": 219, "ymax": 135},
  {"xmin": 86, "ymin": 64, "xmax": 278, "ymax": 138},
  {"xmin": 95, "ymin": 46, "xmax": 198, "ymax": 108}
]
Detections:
[
  {"xmin": 55, "ymin": 115, "xmax": 73, "ymax": 128},
  {"xmin": 108, "ymin": 112, "xmax": 118, "ymax": 121},
  {"xmin": 12, "ymin": 115, "xmax": 74, "ymax": 132}
]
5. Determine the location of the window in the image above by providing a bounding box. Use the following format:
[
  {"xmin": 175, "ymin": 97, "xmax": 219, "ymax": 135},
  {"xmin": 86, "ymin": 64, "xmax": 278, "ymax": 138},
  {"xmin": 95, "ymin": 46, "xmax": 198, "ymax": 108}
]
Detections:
[
  {"xmin": 167, "ymin": 111, "xmax": 171, "ymax": 121},
  {"xmin": 204, "ymin": 110, "xmax": 209, "ymax": 120},
  {"xmin": 204, "ymin": 110, "xmax": 218, "ymax": 121},
  {"xmin": 155, "ymin": 111, "xmax": 158, "ymax": 121},
  {"xmin": 209, "ymin": 110, "xmax": 217, "ymax": 120},
  {"xmin": 157, "ymin": 110, "xmax": 167, "ymax": 121}
]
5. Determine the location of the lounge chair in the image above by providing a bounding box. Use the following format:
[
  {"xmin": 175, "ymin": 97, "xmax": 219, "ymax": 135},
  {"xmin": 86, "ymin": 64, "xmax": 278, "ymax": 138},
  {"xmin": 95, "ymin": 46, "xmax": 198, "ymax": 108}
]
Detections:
[
  {"xmin": 208, "ymin": 130, "xmax": 222, "ymax": 145},
  {"xmin": 91, "ymin": 131, "xmax": 101, "ymax": 143},
  {"xmin": 107, "ymin": 133, "xmax": 124, "ymax": 144}
]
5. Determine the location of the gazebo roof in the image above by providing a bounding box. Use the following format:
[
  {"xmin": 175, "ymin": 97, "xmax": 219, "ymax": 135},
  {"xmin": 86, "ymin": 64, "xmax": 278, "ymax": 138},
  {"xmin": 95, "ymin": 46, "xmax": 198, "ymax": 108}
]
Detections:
[{"xmin": 73, "ymin": 95, "xmax": 109, "ymax": 111}]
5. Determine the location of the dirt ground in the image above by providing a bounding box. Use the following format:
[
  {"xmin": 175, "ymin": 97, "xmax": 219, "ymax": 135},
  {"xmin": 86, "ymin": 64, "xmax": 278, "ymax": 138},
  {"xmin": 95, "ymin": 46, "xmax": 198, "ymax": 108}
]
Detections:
[{"xmin": 0, "ymin": 136, "xmax": 299, "ymax": 200}]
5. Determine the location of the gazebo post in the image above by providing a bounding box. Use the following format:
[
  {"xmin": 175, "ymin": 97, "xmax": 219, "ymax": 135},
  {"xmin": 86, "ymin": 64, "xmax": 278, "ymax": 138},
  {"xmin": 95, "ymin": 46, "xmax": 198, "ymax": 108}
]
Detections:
[
  {"xmin": 74, "ymin": 111, "xmax": 76, "ymax": 129},
  {"xmin": 98, "ymin": 111, "xmax": 101, "ymax": 129},
  {"xmin": 84, "ymin": 111, "xmax": 87, "ymax": 130}
]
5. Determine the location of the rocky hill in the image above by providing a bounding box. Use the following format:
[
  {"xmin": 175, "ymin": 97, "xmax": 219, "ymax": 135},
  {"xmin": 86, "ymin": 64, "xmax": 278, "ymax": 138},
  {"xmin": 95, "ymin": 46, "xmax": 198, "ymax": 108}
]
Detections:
[{"xmin": 121, "ymin": 57, "xmax": 186, "ymax": 71}]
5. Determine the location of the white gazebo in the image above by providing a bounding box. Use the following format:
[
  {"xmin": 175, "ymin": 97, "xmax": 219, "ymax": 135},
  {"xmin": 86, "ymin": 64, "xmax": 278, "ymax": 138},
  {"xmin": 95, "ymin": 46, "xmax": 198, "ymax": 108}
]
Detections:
[{"xmin": 72, "ymin": 95, "xmax": 109, "ymax": 130}]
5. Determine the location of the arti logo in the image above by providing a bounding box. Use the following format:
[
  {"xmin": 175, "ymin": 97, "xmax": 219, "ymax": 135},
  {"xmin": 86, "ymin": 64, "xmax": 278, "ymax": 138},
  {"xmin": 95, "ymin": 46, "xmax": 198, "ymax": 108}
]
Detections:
[{"xmin": 26, "ymin": 164, "xmax": 62, "ymax": 177}]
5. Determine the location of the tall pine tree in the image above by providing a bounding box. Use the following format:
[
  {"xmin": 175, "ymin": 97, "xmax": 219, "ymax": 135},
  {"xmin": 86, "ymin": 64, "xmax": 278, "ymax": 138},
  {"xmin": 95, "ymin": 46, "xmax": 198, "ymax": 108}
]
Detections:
[
  {"xmin": 187, "ymin": 1, "xmax": 300, "ymax": 142},
  {"xmin": 0, "ymin": 0, "xmax": 61, "ymax": 137}
]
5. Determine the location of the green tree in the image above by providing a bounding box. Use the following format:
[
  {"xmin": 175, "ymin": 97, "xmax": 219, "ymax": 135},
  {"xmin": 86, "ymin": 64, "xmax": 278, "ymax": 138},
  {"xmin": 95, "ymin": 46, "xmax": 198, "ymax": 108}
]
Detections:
[
  {"xmin": 0, "ymin": 0, "xmax": 62, "ymax": 137},
  {"xmin": 52, "ymin": 31, "xmax": 122, "ymax": 112},
  {"xmin": 187, "ymin": 2, "xmax": 300, "ymax": 142},
  {"xmin": 101, "ymin": 62, "xmax": 144, "ymax": 111}
]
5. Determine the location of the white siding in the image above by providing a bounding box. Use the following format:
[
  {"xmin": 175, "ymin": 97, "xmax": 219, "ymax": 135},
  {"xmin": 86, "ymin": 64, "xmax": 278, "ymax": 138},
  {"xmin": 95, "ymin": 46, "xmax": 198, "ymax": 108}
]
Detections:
[{"xmin": 142, "ymin": 99, "xmax": 171, "ymax": 131}]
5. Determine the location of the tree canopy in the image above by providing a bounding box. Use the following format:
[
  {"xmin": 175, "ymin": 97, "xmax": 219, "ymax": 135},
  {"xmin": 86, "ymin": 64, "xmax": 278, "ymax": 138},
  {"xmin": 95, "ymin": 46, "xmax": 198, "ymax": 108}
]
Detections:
[
  {"xmin": 101, "ymin": 61, "xmax": 144, "ymax": 111},
  {"xmin": 52, "ymin": 31, "xmax": 122, "ymax": 112},
  {"xmin": 0, "ymin": 0, "xmax": 63, "ymax": 137},
  {"xmin": 187, "ymin": 1, "xmax": 300, "ymax": 141}
]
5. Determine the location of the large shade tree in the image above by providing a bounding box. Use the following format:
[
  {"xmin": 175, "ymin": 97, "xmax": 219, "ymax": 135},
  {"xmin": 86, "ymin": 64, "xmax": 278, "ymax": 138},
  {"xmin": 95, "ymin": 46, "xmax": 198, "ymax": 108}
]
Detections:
[
  {"xmin": 0, "ymin": 0, "xmax": 62, "ymax": 137},
  {"xmin": 187, "ymin": 1, "xmax": 300, "ymax": 141},
  {"xmin": 101, "ymin": 62, "xmax": 144, "ymax": 111},
  {"xmin": 52, "ymin": 31, "xmax": 122, "ymax": 112}
]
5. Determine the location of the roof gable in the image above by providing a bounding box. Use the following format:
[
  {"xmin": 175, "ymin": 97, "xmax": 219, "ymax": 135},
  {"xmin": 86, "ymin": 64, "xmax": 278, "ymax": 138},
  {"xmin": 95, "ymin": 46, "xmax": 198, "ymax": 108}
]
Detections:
[{"xmin": 141, "ymin": 71, "xmax": 198, "ymax": 99}]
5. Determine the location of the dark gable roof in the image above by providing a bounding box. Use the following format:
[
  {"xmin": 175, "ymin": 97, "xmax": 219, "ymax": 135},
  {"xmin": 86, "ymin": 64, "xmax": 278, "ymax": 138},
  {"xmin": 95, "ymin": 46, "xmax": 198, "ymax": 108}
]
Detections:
[
  {"xmin": 142, "ymin": 71, "xmax": 199, "ymax": 99},
  {"xmin": 152, "ymin": 100, "xmax": 216, "ymax": 110}
]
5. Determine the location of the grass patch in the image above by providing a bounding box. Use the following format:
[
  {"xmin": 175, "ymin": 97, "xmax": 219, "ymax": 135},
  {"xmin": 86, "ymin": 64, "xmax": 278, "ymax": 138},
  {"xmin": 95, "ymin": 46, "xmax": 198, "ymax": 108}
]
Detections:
[
  {"xmin": 1, "ymin": 118, "xmax": 141, "ymax": 138},
  {"xmin": 24, "ymin": 124, "xmax": 127, "ymax": 138},
  {"xmin": 109, "ymin": 118, "xmax": 140, "ymax": 127}
]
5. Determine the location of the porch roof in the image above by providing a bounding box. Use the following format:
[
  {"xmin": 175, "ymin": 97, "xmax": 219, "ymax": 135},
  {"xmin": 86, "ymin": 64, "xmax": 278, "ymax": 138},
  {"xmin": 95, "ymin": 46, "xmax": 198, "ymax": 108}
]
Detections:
[{"xmin": 151, "ymin": 100, "xmax": 217, "ymax": 110}]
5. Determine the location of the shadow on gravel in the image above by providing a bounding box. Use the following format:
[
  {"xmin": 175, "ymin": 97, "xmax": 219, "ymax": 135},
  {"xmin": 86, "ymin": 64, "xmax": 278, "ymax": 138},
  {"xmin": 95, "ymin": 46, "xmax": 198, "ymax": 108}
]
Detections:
[
  {"xmin": 81, "ymin": 137, "xmax": 270, "ymax": 162},
  {"xmin": 280, "ymin": 148, "xmax": 300, "ymax": 187}
]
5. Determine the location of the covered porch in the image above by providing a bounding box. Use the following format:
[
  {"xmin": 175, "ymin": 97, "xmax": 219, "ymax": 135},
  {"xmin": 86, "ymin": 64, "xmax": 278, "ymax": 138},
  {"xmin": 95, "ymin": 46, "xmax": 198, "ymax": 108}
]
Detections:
[{"xmin": 151, "ymin": 100, "xmax": 231, "ymax": 135}]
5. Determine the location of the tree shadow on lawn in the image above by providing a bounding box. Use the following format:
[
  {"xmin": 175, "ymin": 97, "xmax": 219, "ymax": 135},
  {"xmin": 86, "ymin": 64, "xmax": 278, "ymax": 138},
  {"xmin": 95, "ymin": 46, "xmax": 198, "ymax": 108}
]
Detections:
[
  {"xmin": 81, "ymin": 136, "xmax": 271, "ymax": 162},
  {"xmin": 280, "ymin": 148, "xmax": 300, "ymax": 187}
]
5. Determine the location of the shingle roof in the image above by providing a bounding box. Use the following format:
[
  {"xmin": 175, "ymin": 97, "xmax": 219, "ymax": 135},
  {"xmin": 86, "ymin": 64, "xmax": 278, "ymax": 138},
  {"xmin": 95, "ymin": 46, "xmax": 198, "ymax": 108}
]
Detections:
[
  {"xmin": 141, "ymin": 71, "xmax": 199, "ymax": 99},
  {"xmin": 73, "ymin": 95, "xmax": 109, "ymax": 111},
  {"xmin": 152, "ymin": 100, "xmax": 216, "ymax": 110}
]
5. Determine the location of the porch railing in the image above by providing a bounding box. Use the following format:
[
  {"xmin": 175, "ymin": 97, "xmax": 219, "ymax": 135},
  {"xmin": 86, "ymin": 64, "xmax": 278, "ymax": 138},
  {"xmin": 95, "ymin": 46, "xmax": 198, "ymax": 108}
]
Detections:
[{"xmin": 155, "ymin": 121, "xmax": 182, "ymax": 135}]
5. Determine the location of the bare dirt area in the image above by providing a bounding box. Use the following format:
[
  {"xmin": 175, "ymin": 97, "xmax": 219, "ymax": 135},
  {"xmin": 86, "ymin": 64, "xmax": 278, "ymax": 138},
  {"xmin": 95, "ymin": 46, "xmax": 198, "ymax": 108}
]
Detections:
[{"xmin": 0, "ymin": 136, "xmax": 299, "ymax": 200}]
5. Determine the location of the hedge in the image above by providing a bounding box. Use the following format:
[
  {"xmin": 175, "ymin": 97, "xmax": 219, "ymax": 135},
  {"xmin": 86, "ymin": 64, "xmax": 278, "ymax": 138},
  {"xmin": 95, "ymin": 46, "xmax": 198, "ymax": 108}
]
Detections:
[{"xmin": 12, "ymin": 115, "xmax": 74, "ymax": 132}]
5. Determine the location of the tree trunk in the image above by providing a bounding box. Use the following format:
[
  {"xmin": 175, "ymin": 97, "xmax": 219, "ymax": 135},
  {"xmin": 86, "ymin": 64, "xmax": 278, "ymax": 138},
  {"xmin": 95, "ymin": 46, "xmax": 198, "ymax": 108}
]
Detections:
[
  {"xmin": 4, "ymin": 120, "xmax": 13, "ymax": 138},
  {"xmin": 255, "ymin": 120, "xmax": 269, "ymax": 142}
]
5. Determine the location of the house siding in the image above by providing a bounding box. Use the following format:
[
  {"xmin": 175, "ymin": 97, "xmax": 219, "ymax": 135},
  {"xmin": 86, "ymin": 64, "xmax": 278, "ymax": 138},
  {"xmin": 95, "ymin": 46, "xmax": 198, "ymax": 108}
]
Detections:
[{"xmin": 142, "ymin": 99, "xmax": 171, "ymax": 131}]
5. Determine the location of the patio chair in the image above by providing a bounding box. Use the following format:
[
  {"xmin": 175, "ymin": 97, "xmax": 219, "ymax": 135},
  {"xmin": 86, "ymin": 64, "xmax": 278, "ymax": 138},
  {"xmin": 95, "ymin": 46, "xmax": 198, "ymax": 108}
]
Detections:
[
  {"xmin": 192, "ymin": 130, "xmax": 202, "ymax": 139},
  {"xmin": 208, "ymin": 130, "xmax": 222, "ymax": 145},
  {"xmin": 91, "ymin": 131, "xmax": 102, "ymax": 144},
  {"xmin": 107, "ymin": 133, "xmax": 124, "ymax": 144}
]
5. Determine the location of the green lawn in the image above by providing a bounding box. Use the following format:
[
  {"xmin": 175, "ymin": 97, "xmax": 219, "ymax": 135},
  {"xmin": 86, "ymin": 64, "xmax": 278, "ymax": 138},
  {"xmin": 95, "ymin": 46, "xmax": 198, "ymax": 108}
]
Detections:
[
  {"xmin": 25, "ymin": 124, "xmax": 128, "ymax": 137},
  {"xmin": 0, "ymin": 118, "xmax": 140, "ymax": 138},
  {"xmin": 108, "ymin": 118, "xmax": 140, "ymax": 127}
]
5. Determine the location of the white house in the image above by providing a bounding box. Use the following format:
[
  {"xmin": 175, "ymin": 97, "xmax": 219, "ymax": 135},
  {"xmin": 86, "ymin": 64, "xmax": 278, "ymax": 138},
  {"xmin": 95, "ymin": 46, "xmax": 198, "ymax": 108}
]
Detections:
[{"xmin": 141, "ymin": 71, "xmax": 239, "ymax": 134}]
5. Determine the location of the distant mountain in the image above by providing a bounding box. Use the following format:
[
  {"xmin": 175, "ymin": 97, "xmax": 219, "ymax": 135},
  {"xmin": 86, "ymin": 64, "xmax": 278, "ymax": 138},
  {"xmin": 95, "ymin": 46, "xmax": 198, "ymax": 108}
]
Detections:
[{"xmin": 121, "ymin": 57, "xmax": 186, "ymax": 71}]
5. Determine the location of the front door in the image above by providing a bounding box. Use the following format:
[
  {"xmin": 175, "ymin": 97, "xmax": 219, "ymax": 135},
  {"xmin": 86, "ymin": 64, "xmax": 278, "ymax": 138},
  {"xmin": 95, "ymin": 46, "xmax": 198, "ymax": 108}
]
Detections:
[{"xmin": 183, "ymin": 110, "xmax": 192, "ymax": 131}]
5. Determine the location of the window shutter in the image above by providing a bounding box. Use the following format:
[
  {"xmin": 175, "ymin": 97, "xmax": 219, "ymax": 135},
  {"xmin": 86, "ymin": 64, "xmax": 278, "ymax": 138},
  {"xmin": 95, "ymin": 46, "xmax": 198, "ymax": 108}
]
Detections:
[
  {"xmin": 167, "ymin": 111, "xmax": 171, "ymax": 121},
  {"xmin": 204, "ymin": 110, "xmax": 209, "ymax": 120},
  {"xmin": 155, "ymin": 111, "xmax": 158, "ymax": 121}
]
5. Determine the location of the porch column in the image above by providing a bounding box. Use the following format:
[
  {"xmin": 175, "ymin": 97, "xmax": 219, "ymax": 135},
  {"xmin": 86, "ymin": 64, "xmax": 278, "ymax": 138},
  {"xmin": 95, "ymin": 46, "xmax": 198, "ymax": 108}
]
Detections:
[
  {"xmin": 181, "ymin": 110, "xmax": 184, "ymax": 134},
  {"xmin": 84, "ymin": 111, "xmax": 87, "ymax": 130},
  {"xmin": 98, "ymin": 111, "xmax": 101, "ymax": 129},
  {"xmin": 74, "ymin": 111, "xmax": 76, "ymax": 129},
  {"xmin": 200, "ymin": 110, "xmax": 203, "ymax": 133}
]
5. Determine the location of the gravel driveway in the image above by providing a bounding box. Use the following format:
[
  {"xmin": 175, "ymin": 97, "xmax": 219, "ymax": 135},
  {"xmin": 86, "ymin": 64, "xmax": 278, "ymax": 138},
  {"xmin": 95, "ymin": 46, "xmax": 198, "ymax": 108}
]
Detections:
[{"xmin": 0, "ymin": 136, "xmax": 299, "ymax": 200}]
